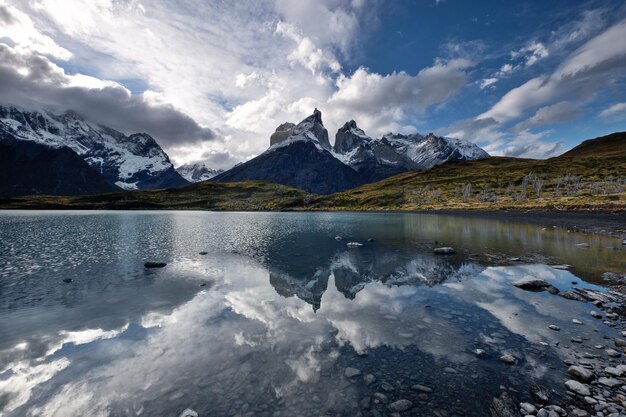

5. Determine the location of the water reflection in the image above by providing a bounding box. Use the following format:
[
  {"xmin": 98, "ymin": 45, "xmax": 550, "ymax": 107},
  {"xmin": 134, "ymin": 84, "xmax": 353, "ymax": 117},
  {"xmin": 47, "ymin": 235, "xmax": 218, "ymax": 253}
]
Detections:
[{"xmin": 0, "ymin": 211, "xmax": 624, "ymax": 416}]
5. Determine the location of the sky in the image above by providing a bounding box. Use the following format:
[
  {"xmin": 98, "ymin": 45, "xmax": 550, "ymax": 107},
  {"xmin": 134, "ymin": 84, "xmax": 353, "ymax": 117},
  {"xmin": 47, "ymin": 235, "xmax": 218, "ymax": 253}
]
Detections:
[{"xmin": 1, "ymin": 0, "xmax": 626, "ymax": 169}]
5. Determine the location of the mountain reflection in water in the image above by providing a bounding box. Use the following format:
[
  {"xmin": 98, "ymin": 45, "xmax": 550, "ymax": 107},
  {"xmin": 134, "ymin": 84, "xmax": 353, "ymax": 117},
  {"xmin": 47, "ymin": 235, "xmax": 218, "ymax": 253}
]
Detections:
[{"xmin": 0, "ymin": 211, "xmax": 624, "ymax": 417}]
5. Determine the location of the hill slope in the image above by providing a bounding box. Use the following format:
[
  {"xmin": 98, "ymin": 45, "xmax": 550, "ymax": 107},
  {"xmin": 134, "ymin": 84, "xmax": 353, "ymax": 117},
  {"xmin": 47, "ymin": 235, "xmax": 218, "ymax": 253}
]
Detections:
[
  {"xmin": 0, "ymin": 138, "xmax": 119, "ymax": 196},
  {"xmin": 313, "ymin": 132, "xmax": 626, "ymax": 211}
]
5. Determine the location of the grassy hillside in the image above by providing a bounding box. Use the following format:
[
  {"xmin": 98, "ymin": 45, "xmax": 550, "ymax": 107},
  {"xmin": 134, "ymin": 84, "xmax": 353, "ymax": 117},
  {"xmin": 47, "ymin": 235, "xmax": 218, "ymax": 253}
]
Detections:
[
  {"xmin": 1, "ymin": 132, "xmax": 624, "ymax": 212},
  {"xmin": 0, "ymin": 180, "xmax": 309, "ymax": 211},
  {"xmin": 310, "ymin": 132, "xmax": 626, "ymax": 211}
]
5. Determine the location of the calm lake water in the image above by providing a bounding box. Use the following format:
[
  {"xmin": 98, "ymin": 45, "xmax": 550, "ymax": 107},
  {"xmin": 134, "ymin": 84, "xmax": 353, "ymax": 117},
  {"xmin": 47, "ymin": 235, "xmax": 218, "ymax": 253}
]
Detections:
[{"xmin": 0, "ymin": 211, "xmax": 625, "ymax": 417}]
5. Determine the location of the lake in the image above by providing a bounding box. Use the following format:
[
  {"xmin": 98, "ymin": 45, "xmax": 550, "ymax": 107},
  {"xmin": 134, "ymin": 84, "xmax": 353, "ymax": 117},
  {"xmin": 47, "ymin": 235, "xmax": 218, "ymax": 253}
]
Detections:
[{"xmin": 0, "ymin": 211, "xmax": 625, "ymax": 417}]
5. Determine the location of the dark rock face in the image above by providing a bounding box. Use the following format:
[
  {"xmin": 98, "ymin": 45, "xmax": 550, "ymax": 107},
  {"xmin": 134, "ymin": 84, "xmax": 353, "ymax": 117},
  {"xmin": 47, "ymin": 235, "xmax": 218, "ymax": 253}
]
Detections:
[
  {"xmin": 214, "ymin": 140, "xmax": 361, "ymax": 194},
  {"xmin": 290, "ymin": 108, "xmax": 331, "ymax": 151},
  {"xmin": 333, "ymin": 121, "xmax": 418, "ymax": 183},
  {"xmin": 215, "ymin": 109, "xmax": 358, "ymax": 194},
  {"xmin": 334, "ymin": 120, "xmax": 370, "ymax": 154},
  {"xmin": 0, "ymin": 137, "xmax": 119, "ymax": 196},
  {"xmin": 270, "ymin": 123, "xmax": 296, "ymax": 146}
]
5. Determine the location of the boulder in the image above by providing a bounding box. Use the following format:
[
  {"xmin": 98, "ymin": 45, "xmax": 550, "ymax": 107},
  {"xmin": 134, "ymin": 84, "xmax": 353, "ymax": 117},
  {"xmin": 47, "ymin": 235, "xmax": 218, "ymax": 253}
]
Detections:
[{"xmin": 433, "ymin": 247, "xmax": 455, "ymax": 255}]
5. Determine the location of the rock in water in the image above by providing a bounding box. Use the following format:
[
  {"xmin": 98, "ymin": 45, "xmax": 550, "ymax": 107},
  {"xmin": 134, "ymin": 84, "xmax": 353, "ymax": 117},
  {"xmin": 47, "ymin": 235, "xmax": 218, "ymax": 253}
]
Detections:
[
  {"xmin": 433, "ymin": 247, "xmax": 455, "ymax": 255},
  {"xmin": 489, "ymin": 392, "xmax": 519, "ymax": 417},
  {"xmin": 512, "ymin": 275, "xmax": 551, "ymax": 290},
  {"xmin": 500, "ymin": 354, "xmax": 515, "ymax": 364},
  {"xmin": 62, "ymin": 278, "xmax": 73, "ymax": 283},
  {"xmin": 344, "ymin": 367, "xmax": 361, "ymax": 378},
  {"xmin": 144, "ymin": 262, "xmax": 167, "ymax": 268},
  {"xmin": 178, "ymin": 409, "xmax": 198, "ymax": 417},
  {"xmin": 388, "ymin": 399, "xmax": 413, "ymax": 412},
  {"xmin": 346, "ymin": 242, "xmax": 364, "ymax": 248}
]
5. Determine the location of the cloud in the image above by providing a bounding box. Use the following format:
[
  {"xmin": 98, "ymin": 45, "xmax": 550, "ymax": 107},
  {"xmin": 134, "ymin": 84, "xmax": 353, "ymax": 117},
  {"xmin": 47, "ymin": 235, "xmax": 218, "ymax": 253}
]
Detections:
[
  {"xmin": 324, "ymin": 59, "xmax": 470, "ymax": 135},
  {"xmin": 0, "ymin": 2, "xmax": 71, "ymax": 59},
  {"xmin": 275, "ymin": 21, "xmax": 342, "ymax": 74},
  {"xmin": 0, "ymin": 44, "xmax": 215, "ymax": 147},
  {"xmin": 479, "ymin": 78, "xmax": 498, "ymax": 90},
  {"xmin": 511, "ymin": 41, "xmax": 549, "ymax": 67},
  {"xmin": 480, "ymin": 19, "xmax": 626, "ymax": 124},
  {"xmin": 599, "ymin": 102, "xmax": 626, "ymax": 120},
  {"xmin": 513, "ymin": 101, "xmax": 585, "ymax": 132}
]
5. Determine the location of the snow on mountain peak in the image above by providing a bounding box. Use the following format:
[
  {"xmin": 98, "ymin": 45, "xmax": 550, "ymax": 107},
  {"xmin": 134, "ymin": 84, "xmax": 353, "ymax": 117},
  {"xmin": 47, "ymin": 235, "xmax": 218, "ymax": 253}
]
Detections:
[
  {"xmin": 266, "ymin": 108, "xmax": 332, "ymax": 153},
  {"xmin": 176, "ymin": 162, "xmax": 224, "ymax": 182},
  {"xmin": 0, "ymin": 105, "xmax": 187, "ymax": 189}
]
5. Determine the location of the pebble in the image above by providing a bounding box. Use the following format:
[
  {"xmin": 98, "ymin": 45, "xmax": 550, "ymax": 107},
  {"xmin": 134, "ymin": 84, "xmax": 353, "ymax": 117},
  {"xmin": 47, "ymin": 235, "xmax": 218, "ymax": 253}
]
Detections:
[
  {"xmin": 591, "ymin": 310, "xmax": 603, "ymax": 319},
  {"xmin": 568, "ymin": 365, "xmax": 595, "ymax": 383},
  {"xmin": 433, "ymin": 247, "xmax": 455, "ymax": 255},
  {"xmin": 571, "ymin": 336, "xmax": 584, "ymax": 343},
  {"xmin": 178, "ymin": 409, "xmax": 198, "ymax": 417},
  {"xmin": 565, "ymin": 380, "xmax": 591, "ymax": 396},
  {"xmin": 606, "ymin": 349, "xmax": 621, "ymax": 358},
  {"xmin": 572, "ymin": 319, "xmax": 583, "ymax": 325},
  {"xmin": 411, "ymin": 384, "xmax": 433, "ymax": 393},
  {"xmin": 388, "ymin": 399, "xmax": 413, "ymax": 412},
  {"xmin": 363, "ymin": 374, "xmax": 376, "ymax": 385},
  {"xmin": 474, "ymin": 349, "xmax": 486, "ymax": 357},
  {"xmin": 62, "ymin": 278, "xmax": 72, "ymax": 283},
  {"xmin": 144, "ymin": 262, "xmax": 167, "ymax": 268},
  {"xmin": 500, "ymin": 354, "xmax": 516, "ymax": 364},
  {"xmin": 346, "ymin": 242, "xmax": 363, "ymax": 248},
  {"xmin": 520, "ymin": 402, "xmax": 537, "ymax": 414},
  {"xmin": 549, "ymin": 325, "xmax": 561, "ymax": 331},
  {"xmin": 597, "ymin": 377, "xmax": 621, "ymax": 387},
  {"xmin": 344, "ymin": 367, "xmax": 361, "ymax": 378},
  {"xmin": 614, "ymin": 338, "xmax": 626, "ymax": 347},
  {"xmin": 372, "ymin": 392, "xmax": 388, "ymax": 404}
]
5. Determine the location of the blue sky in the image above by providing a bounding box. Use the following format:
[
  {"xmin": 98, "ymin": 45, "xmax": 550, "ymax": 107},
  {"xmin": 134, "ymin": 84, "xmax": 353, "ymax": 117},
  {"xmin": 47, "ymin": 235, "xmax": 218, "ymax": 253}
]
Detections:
[{"xmin": 1, "ymin": 0, "xmax": 626, "ymax": 168}]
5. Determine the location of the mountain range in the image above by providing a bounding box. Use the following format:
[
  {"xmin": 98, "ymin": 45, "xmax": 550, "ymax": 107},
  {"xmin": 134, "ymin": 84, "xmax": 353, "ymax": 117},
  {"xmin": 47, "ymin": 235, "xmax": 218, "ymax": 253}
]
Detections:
[
  {"xmin": 0, "ymin": 106, "xmax": 187, "ymax": 196},
  {"xmin": 176, "ymin": 162, "xmax": 224, "ymax": 182},
  {"xmin": 0, "ymin": 105, "xmax": 489, "ymax": 196},
  {"xmin": 214, "ymin": 109, "xmax": 488, "ymax": 193}
]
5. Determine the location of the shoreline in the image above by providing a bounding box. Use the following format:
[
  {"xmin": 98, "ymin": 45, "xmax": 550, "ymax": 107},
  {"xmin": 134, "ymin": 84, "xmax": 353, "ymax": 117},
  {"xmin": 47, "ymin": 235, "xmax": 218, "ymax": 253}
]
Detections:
[{"xmin": 1, "ymin": 206, "xmax": 625, "ymax": 239}]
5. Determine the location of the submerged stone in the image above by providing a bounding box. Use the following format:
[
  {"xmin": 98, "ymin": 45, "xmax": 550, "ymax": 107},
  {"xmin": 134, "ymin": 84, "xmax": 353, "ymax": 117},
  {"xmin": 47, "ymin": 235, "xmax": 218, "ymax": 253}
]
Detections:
[{"xmin": 144, "ymin": 262, "xmax": 167, "ymax": 268}]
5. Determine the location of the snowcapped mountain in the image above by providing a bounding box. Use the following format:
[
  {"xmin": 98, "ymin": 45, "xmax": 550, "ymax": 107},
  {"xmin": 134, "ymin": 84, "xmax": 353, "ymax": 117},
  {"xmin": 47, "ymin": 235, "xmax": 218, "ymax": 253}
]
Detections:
[
  {"xmin": 333, "ymin": 120, "xmax": 489, "ymax": 176},
  {"xmin": 176, "ymin": 162, "xmax": 224, "ymax": 182},
  {"xmin": 0, "ymin": 106, "xmax": 188, "ymax": 190},
  {"xmin": 266, "ymin": 109, "xmax": 332, "ymax": 151},
  {"xmin": 216, "ymin": 110, "xmax": 490, "ymax": 194},
  {"xmin": 214, "ymin": 109, "xmax": 361, "ymax": 194},
  {"xmin": 378, "ymin": 132, "xmax": 489, "ymax": 169}
]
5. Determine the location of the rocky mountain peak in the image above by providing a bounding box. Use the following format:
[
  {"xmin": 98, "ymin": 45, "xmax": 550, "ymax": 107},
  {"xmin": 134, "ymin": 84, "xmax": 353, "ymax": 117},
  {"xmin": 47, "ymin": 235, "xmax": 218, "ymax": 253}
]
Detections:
[
  {"xmin": 334, "ymin": 120, "xmax": 370, "ymax": 154},
  {"xmin": 270, "ymin": 122, "xmax": 296, "ymax": 146},
  {"xmin": 268, "ymin": 109, "xmax": 331, "ymax": 151}
]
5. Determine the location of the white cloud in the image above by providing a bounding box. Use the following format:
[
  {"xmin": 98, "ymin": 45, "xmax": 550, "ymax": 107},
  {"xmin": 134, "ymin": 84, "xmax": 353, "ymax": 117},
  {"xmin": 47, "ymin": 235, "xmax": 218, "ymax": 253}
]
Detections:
[
  {"xmin": 0, "ymin": 1, "xmax": 71, "ymax": 59},
  {"xmin": 479, "ymin": 19, "xmax": 626, "ymax": 124},
  {"xmin": 513, "ymin": 101, "xmax": 585, "ymax": 132},
  {"xmin": 599, "ymin": 102, "xmax": 626, "ymax": 120},
  {"xmin": 479, "ymin": 77, "xmax": 498, "ymax": 90},
  {"xmin": 511, "ymin": 41, "xmax": 549, "ymax": 67}
]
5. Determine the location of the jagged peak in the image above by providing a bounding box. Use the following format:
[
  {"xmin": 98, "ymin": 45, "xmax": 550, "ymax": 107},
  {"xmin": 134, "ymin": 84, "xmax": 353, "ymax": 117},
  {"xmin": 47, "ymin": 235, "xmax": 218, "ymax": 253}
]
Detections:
[{"xmin": 267, "ymin": 109, "xmax": 331, "ymax": 151}]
